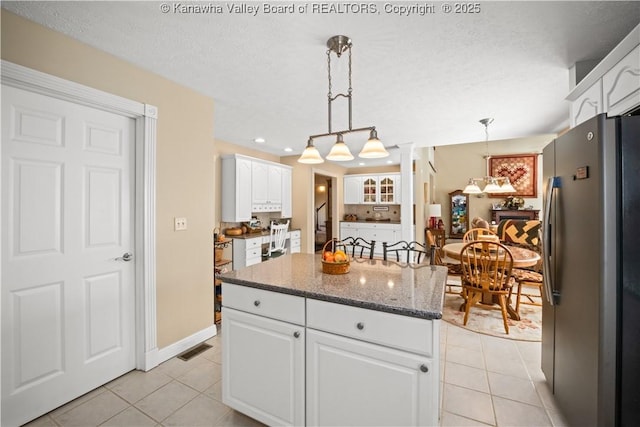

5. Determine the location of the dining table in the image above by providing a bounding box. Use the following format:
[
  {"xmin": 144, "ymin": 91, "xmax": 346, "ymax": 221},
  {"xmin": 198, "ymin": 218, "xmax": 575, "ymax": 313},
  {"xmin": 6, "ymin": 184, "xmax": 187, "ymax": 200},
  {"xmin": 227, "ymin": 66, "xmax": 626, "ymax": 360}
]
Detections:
[{"xmin": 442, "ymin": 242, "xmax": 541, "ymax": 320}]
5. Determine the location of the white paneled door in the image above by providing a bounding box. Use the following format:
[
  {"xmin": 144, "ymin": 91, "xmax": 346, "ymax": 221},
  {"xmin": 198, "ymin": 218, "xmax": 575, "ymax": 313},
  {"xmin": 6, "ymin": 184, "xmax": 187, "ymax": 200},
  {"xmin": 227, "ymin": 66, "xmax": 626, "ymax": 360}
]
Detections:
[{"xmin": 1, "ymin": 85, "xmax": 136, "ymax": 426}]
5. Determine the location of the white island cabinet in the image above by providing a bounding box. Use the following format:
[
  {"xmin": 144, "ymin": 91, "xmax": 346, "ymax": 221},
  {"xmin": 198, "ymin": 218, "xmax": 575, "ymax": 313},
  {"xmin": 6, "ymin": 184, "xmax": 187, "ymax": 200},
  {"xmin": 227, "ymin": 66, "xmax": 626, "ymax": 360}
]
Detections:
[
  {"xmin": 306, "ymin": 299, "xmax": 438, "ymax": 427},
  {"xmin": 222, "ymin": 283, "xmax": 305, "ymax": 426},
  {"xmin": 221, "ymin": 254, "xmax": 444, "ymax": 426}
]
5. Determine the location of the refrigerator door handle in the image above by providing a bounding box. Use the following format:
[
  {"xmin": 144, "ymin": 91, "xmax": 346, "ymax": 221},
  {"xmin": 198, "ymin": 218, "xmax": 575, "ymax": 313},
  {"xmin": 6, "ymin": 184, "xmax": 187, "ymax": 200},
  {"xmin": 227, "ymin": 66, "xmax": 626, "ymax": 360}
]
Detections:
[{"xmin": 543, "ymin": 177, "xmax": 559, "ymax": 305}]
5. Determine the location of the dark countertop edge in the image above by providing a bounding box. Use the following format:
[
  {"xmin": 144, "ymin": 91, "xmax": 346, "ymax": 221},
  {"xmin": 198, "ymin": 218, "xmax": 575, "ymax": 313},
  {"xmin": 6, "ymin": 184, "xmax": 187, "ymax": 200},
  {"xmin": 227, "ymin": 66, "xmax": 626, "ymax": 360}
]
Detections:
[{"xmin": 220, "ymin": 277, "xmax": 443, "ymax": 321}]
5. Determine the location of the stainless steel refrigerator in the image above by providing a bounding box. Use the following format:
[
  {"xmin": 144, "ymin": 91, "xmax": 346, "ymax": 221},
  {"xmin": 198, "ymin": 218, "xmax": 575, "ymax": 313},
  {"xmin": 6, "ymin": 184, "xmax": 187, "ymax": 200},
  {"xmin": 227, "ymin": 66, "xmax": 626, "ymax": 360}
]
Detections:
[{"xmin": 542, "ymin": 113, "xmax": 640, "ymax": 426}]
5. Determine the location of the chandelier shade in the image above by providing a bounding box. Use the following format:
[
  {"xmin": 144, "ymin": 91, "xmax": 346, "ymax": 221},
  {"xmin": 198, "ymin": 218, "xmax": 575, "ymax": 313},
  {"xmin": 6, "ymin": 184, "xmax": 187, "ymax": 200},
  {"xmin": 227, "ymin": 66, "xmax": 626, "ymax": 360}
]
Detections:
[
  {"xmin": 298, "ymin": 138, "xmax": 324, "ymax": 164},
  {"xmin": 358, "ymin": 129, "xmax": 389, "ymax": 158},
  {"xmin": 326, "ymin": 134, "xmax": 354, "ymax": 161}
]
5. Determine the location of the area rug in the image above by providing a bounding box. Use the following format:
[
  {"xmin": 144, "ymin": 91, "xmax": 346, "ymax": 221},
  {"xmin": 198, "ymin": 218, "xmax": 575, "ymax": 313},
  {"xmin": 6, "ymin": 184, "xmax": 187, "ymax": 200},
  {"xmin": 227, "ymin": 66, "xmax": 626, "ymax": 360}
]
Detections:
[{"xmin": 442, "ymin": 284, "xmax": 542, "ymax": 342}]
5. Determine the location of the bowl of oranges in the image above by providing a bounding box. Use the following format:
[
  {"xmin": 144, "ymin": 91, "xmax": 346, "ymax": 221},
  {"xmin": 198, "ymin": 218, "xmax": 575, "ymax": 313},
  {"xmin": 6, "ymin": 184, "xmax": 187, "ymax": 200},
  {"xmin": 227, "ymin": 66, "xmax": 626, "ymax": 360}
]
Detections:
[{"xmin": 321, "ymin": 239, "xmax": 350, "ymax": 274}]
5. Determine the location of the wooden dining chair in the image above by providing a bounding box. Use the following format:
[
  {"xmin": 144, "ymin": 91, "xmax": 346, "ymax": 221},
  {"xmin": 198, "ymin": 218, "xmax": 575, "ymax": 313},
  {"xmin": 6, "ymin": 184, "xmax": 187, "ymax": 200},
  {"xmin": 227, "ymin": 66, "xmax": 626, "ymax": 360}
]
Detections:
[
  {"xmin": 382, "ymin": 240, "xmax": 429, "ymax": 263},
  {"xmin": 336, "ymin": 236, "xmax": 375, "ymax": 259},
  {"xmin": 460, "ymin": 240, "xmax": 514, "ymax": 334},
  {"xmin": 426, "ymin": 230, "xmax": 464, "ymax": 295},
  {"xmin": 463, "ymin": 227, "xmax": 498, "ymax": 242}
]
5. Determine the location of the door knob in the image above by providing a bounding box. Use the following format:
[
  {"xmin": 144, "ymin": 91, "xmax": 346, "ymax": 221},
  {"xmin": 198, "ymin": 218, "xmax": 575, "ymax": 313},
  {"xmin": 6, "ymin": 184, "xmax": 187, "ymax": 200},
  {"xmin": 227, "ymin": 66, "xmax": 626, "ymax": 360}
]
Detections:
[{"xmin": 116, "ymin": 252, "xmax": 133, "ymax": 262}]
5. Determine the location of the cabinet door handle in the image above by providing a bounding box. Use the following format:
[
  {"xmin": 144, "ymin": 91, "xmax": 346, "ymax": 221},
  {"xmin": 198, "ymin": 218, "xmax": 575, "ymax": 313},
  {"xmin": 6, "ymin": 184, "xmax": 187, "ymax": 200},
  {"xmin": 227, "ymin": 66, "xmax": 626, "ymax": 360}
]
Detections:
[
  {"xmin": 356, "ymin": 322, "xmax": 365, "ymax": 330},
  {"xmin": 293, "ymin": 331, "xmax": 301, "ymax": 338},
  {"xmin": 419, "ymin": 364, "xmax": 429, "ymax": 373},
  {"xmin": 254, "ymin": 300, "xmax": 261, "ymax": 307}
]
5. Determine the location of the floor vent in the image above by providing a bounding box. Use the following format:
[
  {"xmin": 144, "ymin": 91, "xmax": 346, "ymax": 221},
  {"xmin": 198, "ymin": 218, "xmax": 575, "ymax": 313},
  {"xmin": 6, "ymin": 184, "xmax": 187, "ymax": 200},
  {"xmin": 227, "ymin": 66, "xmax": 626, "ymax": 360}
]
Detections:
[{"xmin": 177, "ymin": 343, "xmax": 212, "ymax": 361}]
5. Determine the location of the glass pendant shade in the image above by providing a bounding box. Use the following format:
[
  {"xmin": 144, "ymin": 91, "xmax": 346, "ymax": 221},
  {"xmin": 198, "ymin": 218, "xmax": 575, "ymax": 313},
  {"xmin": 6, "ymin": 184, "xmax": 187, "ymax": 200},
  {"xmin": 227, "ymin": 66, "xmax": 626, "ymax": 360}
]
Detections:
[
  {"xmin": 326, "ymin": 134, "xmax": 354, "ymax": 161},
  {"xmin": 499, "ymin": 178, "xmax": 516, "ymax": 193},
  {"xmin": 463, "ymin": 179, "xmax": 483, "ymax": 194},
  {"xmin": 483, "ymin": 179, "xmax": 502, "ymax": 193},
  {"xmin": 298, "ymin": 139, "xmax": 324, "ymax": 164},
  {"xmin": 358, "ymin": 130, "xmax": 389, "ymax": 158}
]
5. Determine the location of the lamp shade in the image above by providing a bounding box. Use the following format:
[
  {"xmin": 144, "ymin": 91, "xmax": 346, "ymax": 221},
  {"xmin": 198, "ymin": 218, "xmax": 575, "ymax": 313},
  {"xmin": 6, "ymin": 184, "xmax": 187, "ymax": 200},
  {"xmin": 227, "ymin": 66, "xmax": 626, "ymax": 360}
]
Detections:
[
  {"xmin": 428, "ymin": 204, "xmax": 442, "ymax": 217},
  {"xmin": 298, "ymin": 140, "xmax": 324, "ymax": 164},
  {"xmin": 326, "ymin": 134, "xmax": 354, "ymax": 161},
  {"xmin": 463, "ymin": 181, "xmax": 483, "ymax": 194},
  {"xmin": 358, "ymin": 130, "xmax": 389, "ymax": 158},
  {"xmin": 499, "ymin": 179, "xmax": 516, "ymax": 193}
]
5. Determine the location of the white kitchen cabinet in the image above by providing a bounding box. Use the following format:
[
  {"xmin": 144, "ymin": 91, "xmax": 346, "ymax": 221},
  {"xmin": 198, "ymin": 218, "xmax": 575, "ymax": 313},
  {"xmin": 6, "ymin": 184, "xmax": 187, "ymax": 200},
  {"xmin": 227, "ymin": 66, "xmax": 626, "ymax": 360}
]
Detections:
[
  {"xmin": 221, "ymin": 155, "xmax": 253, "ymax": 222},
  {"xmin": 344, "ymin": 173, "xmax": 401, "ymax": 205},
  {"xmin": 603, "ymin": 44, "xmax": 640, "ymax": 117},
  {"xmin": 342, "ymin": 222, "xmax": 400, "ymax": 256},
  {"xmin": 343, "ymin": 175, "xmax": 362, "ymax": 204},
  {"xmin": 232, "ymin": 236, "xmax": 263, "ymax": 269},
  {"xmin": 252, "ymin": 161, "xmax": 283, "ymax": 212},
  {"xmin": 222, "ymin": 285, "xmax": 305, "ymax": 427},
  {"xmin": 570, "ymin": 79, "xmax": 603, "ymax": 128},
  {"xmin": 289, "ymin": 230, "xmax": 301, "ymax": 253},
  {"xmin": 306, "ymin": 299, "xmax": 438, "ymax": 427},
  {"xmin": 281, "ymin": 167, "xmax": 292, "ymax": 218},
  {"xmin": 567, "ymin": 24, "xmax": 640, "ymax": 127}
]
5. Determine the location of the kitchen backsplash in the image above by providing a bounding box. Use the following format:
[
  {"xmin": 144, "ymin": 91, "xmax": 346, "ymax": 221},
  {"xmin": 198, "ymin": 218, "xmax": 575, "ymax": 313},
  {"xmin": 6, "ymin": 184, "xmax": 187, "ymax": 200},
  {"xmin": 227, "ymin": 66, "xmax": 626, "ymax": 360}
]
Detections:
[{"xmin": 343, "ymin": 205, "xmax": 401, "ymax": 221}]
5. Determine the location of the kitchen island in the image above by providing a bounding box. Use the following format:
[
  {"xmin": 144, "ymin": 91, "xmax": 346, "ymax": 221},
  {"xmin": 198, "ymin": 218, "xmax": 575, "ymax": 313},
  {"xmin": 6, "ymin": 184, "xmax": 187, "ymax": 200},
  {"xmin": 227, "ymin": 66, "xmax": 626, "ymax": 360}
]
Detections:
[{"xmin": 220, "ymin": 253, "xmax": 447, "ymax": 426}]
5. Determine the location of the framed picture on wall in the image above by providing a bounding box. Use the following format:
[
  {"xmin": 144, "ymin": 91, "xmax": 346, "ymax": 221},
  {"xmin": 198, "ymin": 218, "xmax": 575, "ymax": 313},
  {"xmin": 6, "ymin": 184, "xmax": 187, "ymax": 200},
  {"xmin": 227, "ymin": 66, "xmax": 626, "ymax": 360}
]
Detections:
[{"xmin": 488, "ymin": 154, "xmax": 538, "ymax": 197}]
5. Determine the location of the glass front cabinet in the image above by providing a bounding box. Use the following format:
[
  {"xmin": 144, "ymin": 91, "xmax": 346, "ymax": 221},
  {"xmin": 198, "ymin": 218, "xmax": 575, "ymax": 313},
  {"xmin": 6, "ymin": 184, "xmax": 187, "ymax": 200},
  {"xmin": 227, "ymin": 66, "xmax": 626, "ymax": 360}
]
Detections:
[
  {"xmin": 361, "ymin": 174, "xmax": 399, "ymax": 204},
  {"xmin": 362, "ymin": 176, "xmax": 378, "ymax": 203},
  {"xmin": 448, "ymin": 190, "xmax": 469, "ymax": 238}
]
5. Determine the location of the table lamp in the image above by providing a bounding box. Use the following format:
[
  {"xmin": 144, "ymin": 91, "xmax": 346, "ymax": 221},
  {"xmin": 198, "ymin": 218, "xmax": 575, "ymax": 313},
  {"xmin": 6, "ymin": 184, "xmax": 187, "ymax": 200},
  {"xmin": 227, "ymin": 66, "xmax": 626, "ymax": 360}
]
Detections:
[{"xmin": 428, "ymin": 204, "xmax": 442, "ymax": 229}]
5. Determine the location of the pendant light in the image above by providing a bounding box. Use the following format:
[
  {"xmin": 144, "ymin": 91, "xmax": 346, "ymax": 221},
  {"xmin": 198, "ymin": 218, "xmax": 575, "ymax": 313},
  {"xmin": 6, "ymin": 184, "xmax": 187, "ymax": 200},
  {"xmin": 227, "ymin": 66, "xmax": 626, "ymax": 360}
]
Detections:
[
  {"xmin": 463, "ymin": 118, "xmax": 517, "ymax": 194},
  {"xmin": 298, "ymin": 138, "xmax": 324, "ymax": 164},
  {"xmin": 298, "ymin": 35, "xmax": 389, "ymax": 164}
]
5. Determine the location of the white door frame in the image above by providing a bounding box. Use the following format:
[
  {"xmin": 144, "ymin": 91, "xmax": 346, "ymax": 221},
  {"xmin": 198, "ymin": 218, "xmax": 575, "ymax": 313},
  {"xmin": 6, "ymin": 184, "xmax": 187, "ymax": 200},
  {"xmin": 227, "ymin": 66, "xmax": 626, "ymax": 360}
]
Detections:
[{"xmin": 1, "ymin": 60, "xmax": 158, "ymax": 371}]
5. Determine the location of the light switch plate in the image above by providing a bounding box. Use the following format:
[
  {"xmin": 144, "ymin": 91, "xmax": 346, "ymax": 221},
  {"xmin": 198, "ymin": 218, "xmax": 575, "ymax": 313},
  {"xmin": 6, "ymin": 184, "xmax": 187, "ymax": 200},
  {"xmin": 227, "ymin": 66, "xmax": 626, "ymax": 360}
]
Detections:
[{"xmin": 174, "ymin": 217, "xmax": 187, "ymax": 231}]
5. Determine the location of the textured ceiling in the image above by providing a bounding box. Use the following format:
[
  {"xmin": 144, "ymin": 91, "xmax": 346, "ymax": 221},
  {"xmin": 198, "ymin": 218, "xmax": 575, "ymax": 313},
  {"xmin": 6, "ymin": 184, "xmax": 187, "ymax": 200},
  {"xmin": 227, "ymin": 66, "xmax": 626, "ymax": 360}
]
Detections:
[{"xmin": 3, "ymin": 1, "xmax": 639, "ymax": 168}]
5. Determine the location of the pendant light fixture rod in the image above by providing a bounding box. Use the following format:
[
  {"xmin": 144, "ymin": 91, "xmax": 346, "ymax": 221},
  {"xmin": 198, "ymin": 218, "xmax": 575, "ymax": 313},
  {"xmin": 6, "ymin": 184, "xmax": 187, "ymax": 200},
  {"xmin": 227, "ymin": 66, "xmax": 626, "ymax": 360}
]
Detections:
[{"xmin": 309, "ymin": 126, "xmax": 375, "ymax": 140}]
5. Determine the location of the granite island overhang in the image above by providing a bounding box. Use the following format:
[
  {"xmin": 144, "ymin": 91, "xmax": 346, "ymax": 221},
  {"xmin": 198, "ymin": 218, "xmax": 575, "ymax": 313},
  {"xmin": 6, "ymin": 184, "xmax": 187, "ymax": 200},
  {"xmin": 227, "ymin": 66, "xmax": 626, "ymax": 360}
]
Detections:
[
  {"xmin": 219, "ymin": 253, "xmax": 447, "ymax": 426},
  {"xmin": 219, "ymin": 253, "xmax": 447, "ymax": 320}
]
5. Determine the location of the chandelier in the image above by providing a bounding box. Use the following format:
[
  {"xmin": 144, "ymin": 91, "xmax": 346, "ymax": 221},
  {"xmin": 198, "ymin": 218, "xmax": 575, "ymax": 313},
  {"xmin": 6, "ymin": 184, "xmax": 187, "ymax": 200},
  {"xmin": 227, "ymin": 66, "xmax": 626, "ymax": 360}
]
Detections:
[
  {"xmin": 298, "ymin": 35, "xmax": 389, "ymax": 164},
  {"xmin": 462, "ymin": 118, "xmax": 516, "ymax": 194}
]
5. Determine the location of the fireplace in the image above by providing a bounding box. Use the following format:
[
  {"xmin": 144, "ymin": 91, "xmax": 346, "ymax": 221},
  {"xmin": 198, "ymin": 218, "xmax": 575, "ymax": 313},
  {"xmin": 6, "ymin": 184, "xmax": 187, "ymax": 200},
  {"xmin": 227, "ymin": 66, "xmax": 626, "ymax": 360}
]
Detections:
[{"xmin": 491, "ymin": 209, "xmax": 540, "ymax": 223}]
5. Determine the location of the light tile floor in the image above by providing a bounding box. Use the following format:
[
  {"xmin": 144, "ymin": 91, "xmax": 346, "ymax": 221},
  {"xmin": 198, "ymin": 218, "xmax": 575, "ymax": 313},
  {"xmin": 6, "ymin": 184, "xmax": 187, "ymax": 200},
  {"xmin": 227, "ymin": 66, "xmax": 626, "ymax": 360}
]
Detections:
[{"xmin": 25, "ymin": 323, "xmax": 568, "ymax": 427}]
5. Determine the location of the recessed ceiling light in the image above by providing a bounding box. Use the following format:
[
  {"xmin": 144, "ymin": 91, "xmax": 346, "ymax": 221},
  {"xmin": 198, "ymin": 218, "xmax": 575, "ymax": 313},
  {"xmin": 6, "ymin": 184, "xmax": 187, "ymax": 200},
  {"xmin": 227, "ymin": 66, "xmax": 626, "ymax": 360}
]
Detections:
[
  {"xmin": 359, "ymin": 162, "xmax": 365, "ymax": 166},
  {"xmin": 254, "ymin": 137, "xmax": 266, "ymax": 144},
  {"xmin": 386, "ymin": 160, "xmax": 393, "ymax": 164},
  {"xmin": 284, "ymin": 147, "xmax": 293, "ymax": 152}
]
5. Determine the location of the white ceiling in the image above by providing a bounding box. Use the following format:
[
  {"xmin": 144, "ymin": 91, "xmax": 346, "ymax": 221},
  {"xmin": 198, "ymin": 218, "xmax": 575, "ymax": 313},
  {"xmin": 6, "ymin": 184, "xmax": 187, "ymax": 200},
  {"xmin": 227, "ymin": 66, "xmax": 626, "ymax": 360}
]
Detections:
[{"xmin": 4, "ymin": 1, "xmax": 639, "ymax": 168}]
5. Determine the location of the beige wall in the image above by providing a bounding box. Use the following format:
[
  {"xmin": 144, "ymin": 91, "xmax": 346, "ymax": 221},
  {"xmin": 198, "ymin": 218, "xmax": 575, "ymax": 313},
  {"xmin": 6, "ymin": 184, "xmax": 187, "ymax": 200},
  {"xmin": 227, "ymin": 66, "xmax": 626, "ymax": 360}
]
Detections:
[
  {"xmin": 1, "ymin": 11, "xmax": 215, "ymax": 348},
  {"xmin": 434, "ymin": 135, "xmax": 555, "ymax": 235},
  {"xmin": 281, "ymin": 156, "xmax": 348, "ymax": 253}
]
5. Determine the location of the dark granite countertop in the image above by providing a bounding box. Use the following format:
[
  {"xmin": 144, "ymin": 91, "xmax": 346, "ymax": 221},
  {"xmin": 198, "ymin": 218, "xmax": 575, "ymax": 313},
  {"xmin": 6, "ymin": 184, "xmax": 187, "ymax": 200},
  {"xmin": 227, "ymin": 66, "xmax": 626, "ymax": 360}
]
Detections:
[{"xmin": 219, "ymin": 253, "xmax": 447, "ymax": 320}]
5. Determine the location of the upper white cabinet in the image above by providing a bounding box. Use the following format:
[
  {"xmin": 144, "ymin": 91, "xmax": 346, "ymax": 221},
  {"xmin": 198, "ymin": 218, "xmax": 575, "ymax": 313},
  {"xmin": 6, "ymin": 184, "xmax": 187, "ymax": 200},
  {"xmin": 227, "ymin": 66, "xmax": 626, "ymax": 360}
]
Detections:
[
  {"xmin": 221, "ymin": 155, "xmax": 253, "ymax": 222},
  {"xmin": 252, "ymin": 161, "xmax": 283, "ymax": 212},
  {"xmin": 344, "ymin": 173, "xmax": 401, "ymax": 205},
  {"xmin": 221, "ymin": 155, "xmax": 292, "ymax": 221},
  {"xmin": 570, "ymin": 80, "xmax": 603, "ymax": 128},
  {"xmin": 568, "ymin": 24, "xmax": 640, "ymax": 127},
  {"xmin": 343, "ymin": 176, "xmax": 362, "ymax": 204},
  {"xmin": 603, "ymin": 45, "xmax": 640, "ymax": 117},
  {"xmin": 281, "ymin": 167, "xmax": 292, "ymax": 218}
]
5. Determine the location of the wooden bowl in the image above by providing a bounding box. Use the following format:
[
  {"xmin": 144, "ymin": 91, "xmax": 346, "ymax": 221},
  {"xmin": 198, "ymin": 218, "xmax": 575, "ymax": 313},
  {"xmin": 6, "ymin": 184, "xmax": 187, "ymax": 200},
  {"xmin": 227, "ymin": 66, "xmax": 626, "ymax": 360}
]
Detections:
[{"xmin": 225, "ymin": 227, "xmax": 243, "ymax": 236}]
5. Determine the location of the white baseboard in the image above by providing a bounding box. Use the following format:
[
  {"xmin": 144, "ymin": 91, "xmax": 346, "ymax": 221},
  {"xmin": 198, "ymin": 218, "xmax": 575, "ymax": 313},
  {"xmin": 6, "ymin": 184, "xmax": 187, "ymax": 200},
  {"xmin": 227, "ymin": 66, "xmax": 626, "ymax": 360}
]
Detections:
[{"xmin": 155, "ymin": 324, "xmax": 218, "ymax": 366}]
